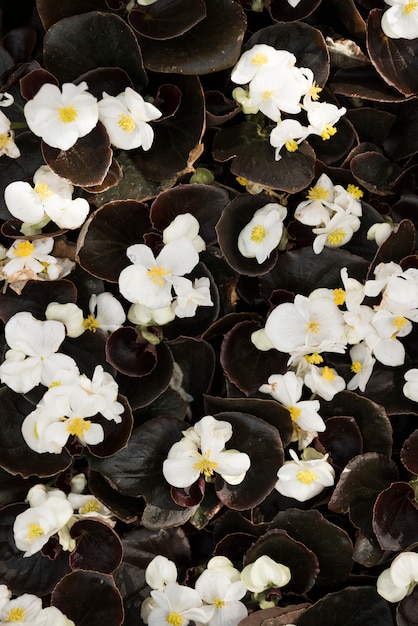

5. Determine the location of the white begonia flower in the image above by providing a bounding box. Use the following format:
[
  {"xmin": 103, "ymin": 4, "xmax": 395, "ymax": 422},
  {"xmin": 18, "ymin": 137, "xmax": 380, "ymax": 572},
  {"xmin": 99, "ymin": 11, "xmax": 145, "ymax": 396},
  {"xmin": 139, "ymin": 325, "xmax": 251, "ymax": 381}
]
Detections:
[
  {"xmin": 172, "ymin": 277, "xmax": 213, "ymax": 319},
  {"xmin": 207, "ymin": 557, "xmax": 241, "ymax": 583},
  {"xmin": 275, "ymin": 448, "xmax": 335, "ymax": 501},
  {"xmin": 45, "ymin": 302, "xmax": 85, "ymax": 338},
  {"xmin": 3, "ymin": 237, "xmax": 59, "ymax": 281},
  {"xmin": 86, "ymin": 292, "xmax": 126, "ymax": 333},
  {"xmin": 0, "ymin": 312, "xmax": 75, "ymax": 394},
  {"xmin": 248, "ymin": 66, "xmax": 307, "ymax": 119},
  {"xmin": 4, "ymin": 164, "xmax": 90, "ymax": 231},
  {"xmin": 127, "ymin": 302, "xmax": 175, "ymax": 326},
  {"xmin": 269, "ymin": 118, "xmax": 309, "ymax": 161},
  {"xmin": 259, "ymin": 371, "xmax": 325, "ymax": 434},
  {"xmin": 251, "ymin": 328, "xmax": 275, "ymax": 352},
  {"xmin": 0, "ymin": 586, "xmax": 11, "ymax": 613},
  {"xmin": 231, "ymin": 45, "xmax": 297, "ymax": 86},
  {"xmin": 71, "ymin": 472, "xmax": 88, "ymax": 494},
  {"xmin": 13, "ymin": 497, "xmax": 73, "ymax": 557},
  {"xmin": 379, "ymin": 268, "xmax": 418, "ymax": 321},
  {"xmin": 241, "ymin": 555, "xmax": 291, "ymax": 593},
  {"xmin": 145, "ymin": 556, "xmax": 178, "ymax": 591},
  {"xmin": 347, "ymin": 342, "xmax": 376, "ymax": 392},
  {"xmin": 0, "ymin": 109, "xmax": 20, "ymax": 158},
  {"xmin": 367, "ymin": 222, "xmax": 394, "ymax": 247},
  {"xmin": 24, "ymin": 81, "xmax": 99, "ymax": 151},
  {"xmin": 237, "ymin": 203, "xmax": 287, "ymax": 264},
  {"xmin": 141, "ymin": 598, "xmax": 158, "ymax": 625},
  {"xmin": 98, "ymin": 87, "xmax": 162, "ymax": 151},
  {"xmin": 333, "ymin": 184, "xmax": 363, "ymax": 216},
  {"xmin": 294, "ymin": 174, "xmax": 338, "ymax": 226},
  {"xmin": 339, "ymin": 267, "xmax": 367, "ymax": 313},
  {"xmin": 403, "ymin": 368, "xmax": 418, "ymax": 402},
  {"xmin": 306, "ymin": 100, "xmax": 346, "ymax": 141},
  {"xmin": 163, "ymin": 415, "xmax": 251, "ymax": 489},
  {"xmin": 119, "ymin": 237, "xmax": 199, "ymax": 310},
  {"xmin": 194, "ymin": 569, "xmax": 248, "ymax": 626},
  {"xmin": 364, "ymin": 309, "xmax": 410, "ymax": 367},
  {"xmin": 163, "ymin": 213, "xmax": 206, "ymax": 253},
  {"xmin": 264, "ymin": 293, "xmax": 346, "ymax": 359},
  {"xmin": 78, "ymin": 365, "xmax": 124, "ymax": 422},
  {"xmin": 67, "ymin": 493, "xmax": 112, "ymax": 519},
  {"xmin": 149, "ymin": 582, "xmax": 208, "ymax": 626},
  {"xmin": 34, "ymin": 606, "xmax": 75, "ymax": 626},
  {"xmin": 303, "ymin": 364, "xmax": 346, "ymax": 401},
  {"xmin": 381, "ymin": 0, "xmax": 418, "ymax": 39},
  {"xmin": 377, "ymin": 552, "xmax": 418, "ymax": 602},
  {"xmin": 26, "ymin": 484, "xmax": 67, "ymax": 508},
  {"xmin": 312, "ymin": 211, "xmax": 361, "ymax": 254},
  {"xmin": 364, "ymin": 261, "xmax": 404, "ymax": 298},
  {"xmin": 0, "ymin": 593, "xmax": 43, "ymax": 623},
  {"xmin": 231, "ymin": 87, "xmax": 260, "ymax": 115}
]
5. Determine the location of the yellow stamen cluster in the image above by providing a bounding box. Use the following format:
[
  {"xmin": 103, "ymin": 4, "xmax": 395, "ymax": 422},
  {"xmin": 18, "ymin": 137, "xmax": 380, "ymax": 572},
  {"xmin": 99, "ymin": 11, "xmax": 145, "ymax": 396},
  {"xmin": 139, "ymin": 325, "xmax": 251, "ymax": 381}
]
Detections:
[
  {"xmin": 83, "ymin": 315, "xmax": 100, "ymax": 332},
  {"xmin": 34, "ymin": 181, "xmax": 53, "ymax": 200},
  {"xmin": 250, "ymin": 224, "xmax": 266, "ymax": 243},
  {"xmin": 304, "ymin": 353, "xmax": 323, "ymax": 365},
  {"xmin": 262, "ymin": 90, "xmax": 274, "ymax": 101},
  {"xmin": 327, "ymin": 228, "xmax": 346, "ymax": 246},
  {"xmin": 333, "ymin": 288, "xmax": 346, "ymax": 306},
  {"xmin": 288, "ymin": 406, "xmax": 302, "ymax": 423},
  {"xmin": 236, "ymin": 176, "xmax": 248, "ymax": 186},
  {"xmin": 306, "ymin": 185, "xmax": 329, "ymax": 201},
  {"xmin": 118, "ymin": 113, "xmax": 136, "ymax": 133},
  {"xmin": 213, "ymin": 598, "xmax": 226, "ymax": 609},
  {"xmin": 166, "ymin": 613, "xmax": 183, "ymax": 626},
  {"xmin": 5, "ymin": 607, "xmax": 26, "ymax": 622},
  {"xmin": 251, "ymin": 52, "xmax": 268, "ymax": 66},
  {"xmin": 28, "ymin": 523, "xmax": 44, "ymax": 540},
  {"xmin": 322, "ymin": 366, "xmax": 335, "ymax": 382},
  {"xmin": 321, "ymin": 125, "xmax": 337, "ymax": 141},
  {"xmin": 306, "ymin": 320, "xmax": 320, "ymax": 334},
  {"xmin": 403, "ymin": 0, "xmax": 418, "ymax": 14},
  {"xmin": 285, "ymin": 139, "xmax": 299, "ymax": 152},
  {"xmin": 13, "ymin": 241, "xmax": 35, "ymax": 258},
  {"xmin": 193, "ymin": 451, "xmax": 218, "ymax": 479},
  {"xmin": 351, "ymin": 361, "xmax": 363, "ymax": 374},
  {"xmin": 308, "ymin": 82, "xmax": 322, "ymax": 100},
  {"xmin": 0, "ymin": 132, "xmax": 11, "ymax": 148},
  {"xmin": 80, "ymin": 498, "xmax": 101, "ymax": 514},
  {"xmin": 347, "ymin": 184, "xmax": 363, "ymax": 199},
  {"xmin": 296, "ymin": 469, "xmax": 318, "ymax": 485},
  {"xmin": 58, "ymin": 105, "xmax": 78, "ymax": 124},
  {"xmin": 147, "ymin": 265, "xmax": 171, "ymax": 287},
  {"xmin": 67, "ymin": 417, "xmax": 91, "ymax": 437}
]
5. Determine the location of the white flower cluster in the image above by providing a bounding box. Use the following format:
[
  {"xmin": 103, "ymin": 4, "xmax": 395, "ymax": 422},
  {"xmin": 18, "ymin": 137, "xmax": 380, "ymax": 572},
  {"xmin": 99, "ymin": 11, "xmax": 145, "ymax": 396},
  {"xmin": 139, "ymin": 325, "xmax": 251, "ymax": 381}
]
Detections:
[
  {"xmin": 162, "ymin": 415, "xmax": 251, "ymax": 489},
  {"xmin": 0, "ymin": 92, "xmax": 20, "ymax": 159},
  {"xmin": 231, "ymin": 44, "xmax": 346, "ymax": 161},
  {"xmin": 119, "ymin": 213, "xmax": 213, "ymax": 326},
  {"xmin": 23, "ymin": 82, "xmax": 162, "ymax": 152},
  {"xmin": 0, "ymin": 584, "xmax": 74, "ymax": 625},
  {"xmin": 141, "ymin": 554, "xmax": 291, "ymax": 626},
  {"xmin": 237, "ymin": 202, "xmax": 287, "ymax": 264},
  {"xmin": 381, "ymin": 0, "xmax": 418, "ymax": 39},
  {"xmin": 13, "ymin": 477, "xmax": 113, "ymax": 558},
  {"xmin": 294, "ymin": 173, "xmax": 363, "ymax": 254},
  {"xmin": 0, "ymin": 311, "xmax": 124, "ymax": 454}
]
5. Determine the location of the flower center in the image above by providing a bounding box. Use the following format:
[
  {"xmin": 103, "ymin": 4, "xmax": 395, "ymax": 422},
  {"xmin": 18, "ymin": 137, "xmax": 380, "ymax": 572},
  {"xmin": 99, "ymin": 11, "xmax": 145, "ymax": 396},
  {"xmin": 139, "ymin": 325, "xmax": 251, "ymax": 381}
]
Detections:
[
  {"xmin": 321, "ymin": 125, "xmax": 337, "ymax": 140},
  {"xmin": 287, "ymin": 406, "xmax": 302, "ymax": 422},
  {"xmin": 213, "ymin": 598, "xmax": 226, "ymax": 609},
  {"xmin": 351, "ymin": 361, "xmax": 363, "ymax": 374},
  {"xmin": 28, "ymin": 523, "xmax": 44, "ymax": 540},
  {"xmin": 80, "ymin": 498, "xmax": 101, "ymax": 514},
  {"xmin": 250, "ymin": 224, "xmax": 267, "ymax": 243},
  {"xmin": 147, "ymin": 265, "xmax": 171, "ymax": 286},
  {"xmin": 394, "ymin": 316, "xmax": 408, "ymax": 330},
  {"xmin": 333, "ymin": 288, "xmax": 346, "ymax": 305},
  {"xmin": 118, "ymin": 113, "xmax": 136, "ymax": 133},
  {"xmin": 262, "ymin": 90, "xmax": 274, "ymax": 100},
  {"xmin": 58, "ymin": 105, "xmax": 78, "ymax": 123},
  {"xmin": 67, "ymin": 417, "xmax": 91, "ymax": 437},
  {"xmin": 193, "ymin": 451, "xmax": 218, "ymax": 479},
  {"xmin": 34, "ymin": 181, "xmax": 53, "ymax": 200},
  {"xmin": 327, "ymin": 228, "xmax": 346, "ymax": 246},
  {"xmin": 304, "ymin": 352, "xmax": 323, "ymax": 365},
  {"xmin": 83, "ymin": 315, "xmax": 100, "ymax": 332},
  {"xmin": 0, "ymin": 132, "xmax": 11, "ymax": 148},
  {"xmin": 13, "ymin": 241, "xmax": 35, "ymax": 257},
  {"xmin": 251, "ymin": 52, "xmax": 268, "ymax": 66},
  {"xmin": 236, "ymin": 176, "xmax": 248, "ymax": 186},
  {"xmin": 306, "ymin": 320, "xmax": 320, "ymax": 334},
  {"xmin": 322, "ymin": 366, "xmax": 335, "ymax": 382},
  {"xmin": 308, "ymin": 82, "xmax": 322, "ymax": 100},
  {"xmin": 403, "ymin": 0, "xmax": 418, "ymax": 14},
  {"xmin": 306, "ymin": 185, "xmax": 329, "ymax": 201},
  {"xmin": 5, "ymin": 608, "xmax": 26, "ymax": 622},
  {"xmin": 166, "ymin": 612, "xmax": 183, "ymax": 626},
  {"xmin": 347, "ymin": 184, "xmax": 363, "ymax": 199},
  {"xmin": 296, "ymin": 469, "xmax": 318, "ymax": 485},
  {"xmin": 285, "ymin": 139, "xmax": 299, "ymax": 152}
]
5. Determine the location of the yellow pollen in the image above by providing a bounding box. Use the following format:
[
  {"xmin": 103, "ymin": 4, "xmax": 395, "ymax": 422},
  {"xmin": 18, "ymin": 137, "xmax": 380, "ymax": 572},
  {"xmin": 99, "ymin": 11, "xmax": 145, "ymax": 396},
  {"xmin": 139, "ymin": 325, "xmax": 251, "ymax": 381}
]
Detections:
[
  {"xmin": 322, "ymin": 366, "xmax": 335, "ymax": 382},
  {"xmin": 403, "ymin": 0, "xmax": 418, "ymax": 14},
  {"xmin": 49, "ymin": 381, "xmax": 62, "ymax": 388},
  {"xmin": 193, "ymin": 451, "xmax": 218, "ymax": 479},
  {"xmin": 351, "ymin": 361, "xmax": 363, "ymax": 374},
  {"xmin": 147, "ymin": 265, "xmax": 171, "ymax": 287},
  {"xmin": 58, "ymin": 105, "xmax": 77, "ymax": 124},
  {"xmin": 321, "ymin": 125, "xmax": 337, "ymax": 141},
  {"xmin": 285, "ymin": 139, "xmax": 298, "ymax": 152},
  {"xmin": 166, "ymin": 613, "xmax": 183, "ymax": 626},
  {"xmin": 5, "ymin": 607, "xmax": 26, "ymax": 622},
  {"xmin": 83, "ymin": 315, "xmax": 100, "ymax": 332},
  {"xmin": 262, "ymin": 90, "xmax": 274, "ymax": 100},
  {"xmin": 288, "ymin": 406, "xmax": 302, "ymax": 422},
  {"xmin": 251, "ymin": 52, "xmax": 268, "ymax": 66},
  {"xmin": 308, "ymin": 82, "xmax": 322, "ymax": 100},
  {"xmin": 118, "ymin": 113, "xmax": 136, "ymax": 133},
  {"xmin": 333, "ymin": 288, "xmax": 346, "ymax": 306},
  {"xmin": 13, "ymin": 240, "xmax": 35, "ymax": 258},
  {"xmin": 34, "ymin": 181, "xmax": 53, "ymax": 200},
  {"xmin": 327, "ymin": 228, "xmax": 346, "ymax": 246},
  {"xmin": 394, "ymin": 316, "xmax": 408, "ymax": 330},
  {"xmin": 306, "ymin": 185, "xmax": 329, "ymax": 201},
  {"xmin": 236, "ymin": 176, "xmax": 248, "ymax": 186},
  {"xmin": 80, "ymin": 498, "xmax": 101, "ymax": 514},
  {"xmin": 304, "ymin": 352, "xmax": 323, "ymax": 365},
  {"xmin": 28, "ymin": 523, "xmax": 44, "ymax": 540},
  {"xmin": 296, "ymin": 469, "xmax": 318, "ymax": 485},
  {"xmin": 213, "ymin": 598, "xmax": 226, "ymax": 609},
  {"xmin": 67, "ymin": 417, "xmax": 91, "ymax": 437},
  {"xmin": 250, "ymin": 224, "xmax": 266, "ymax": 243},
  {"xmin": 306, "ymin": 320, "xmax": 320, "ymax": 334},
  {"xmin": 347, "ymin": 184, "xmax": 363, "ymax": 199},
  {"xmin": 0, "ymin": 132, "xmax": 11, "ymax": 148}
]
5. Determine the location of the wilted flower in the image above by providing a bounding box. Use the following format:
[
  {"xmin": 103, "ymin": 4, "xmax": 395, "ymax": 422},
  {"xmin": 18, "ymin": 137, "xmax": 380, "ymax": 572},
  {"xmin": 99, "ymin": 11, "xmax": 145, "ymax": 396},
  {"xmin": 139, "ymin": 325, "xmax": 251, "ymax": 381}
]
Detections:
[{"xmin": 275, "ymin": 448, "xmax": 335, "ymax": 501}]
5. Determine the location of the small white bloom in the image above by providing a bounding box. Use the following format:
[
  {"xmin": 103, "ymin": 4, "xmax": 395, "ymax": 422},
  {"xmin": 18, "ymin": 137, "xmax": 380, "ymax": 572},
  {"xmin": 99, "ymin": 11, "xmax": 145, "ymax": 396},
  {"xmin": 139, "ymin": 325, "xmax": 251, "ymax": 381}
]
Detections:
[
  {"xmin": 231, "ymin": 45, "xmax": 296, "ymax": 85},
  {"xmin": 13, "ymin": 497, "xmax": 73, "ymax": 557},
  {"xmin": 34, "ymin": 606, "xmax": 75, "ymax": 626},
  {"xmin": 250, "ymin": 328, "xmax": 275, "ymax": 351},
  {"xmin": 194, "ymin": 569, "xmax": 248, "ymax": 626},
  {"xmin": 231, "ymin": 87, "xmax": 259, "ymax": 115},
  {"xmin": 347, "ymin": 343, "xmax": 375, "ymax": 392},
  {"xmin": 377, "ymin": 551, "xmax": 418, "ymax": 602},
  {"xmin": 127, "ymin": 302, "xmax": 175, "ymax": 326},
  {"xmin": 0, "ymin": 594, "xmax": 43, "ymax": 623},
  {"xmin": 381, "ymin": 0, "xmax": 418, "ymax": 39},
  {"xmin": 248, "ymin": 66, "xmax": 307, "ymax": 119},
  {"xmin": 312, "ymin": 211, "xmax": 361, "ymax": 254},
  {"xmin": 403, "ymin": 368, "xmax": 418, "ymax": 402},
  {"xmin": 241, "ymin": 555, "xmax": 291, "ymax": 593},
  {"xmin": 303, "ymin": 364, "xmax": 346, "ymax": 401},
  {"xmin": 70, "ymin": 473, "xmax": 88, "ymax": 494},
  {"xmin": 45, "ymin": 302, "xmax": 85, "ymax": 338},
  {"xmin": 305, "ymin": 100, "xmax": 346, "ymax": 141},
  {"xmin": 367, "ymin": 222, "xmax": 394, "ymax": 246},
  {"xmin": 275, "ymin": 448, "xmax": 335, "ymax": 501},
  {"xmin": 24, "ymin": 81, "xmax": 99, "ymax": 151},
  {"xmin": 3, "ymin": 238, "xmax": 59, "ymax": 281},
  {"xmin": 333, "ymin": 184, "xmax": 363, "ymax": 217},
  {"xmin": 145, "ymin": 556, "xmax": 178, "ymax": 591},
  {"xmin": 294, "ymin": 174, "xmax": 338, "ymax": 226},
  {"xmin": 149, "ymin": 582, "xmax": 208, "ymax": 626},
  {"xmin": 207, "ymin": 557, "xmax": 241, "ymax": 583},
  {"xmin": 86, "ymin": 292, "xmax": 126, "ymax": 333},
  {"xmin": 269, "ymin": 118, "xmax": 309, "ymax": 161},
  {"xmin": 163, "ymin": 213, "xmax": 205, "ymax": 253},
  {"xmin": 172, "ymin": 277, "xmax": 213, "ymax": 319},
  {"xmin": 67, "ymin": 493, "xmax": 112, "ymax": 519},
  {"xmin": 237, "ymin": 203, "xmax": 287, "ymax": 263},
  {"xmin": 0, "ymin": 109, "xmax": 20, "ymax": 159},
  {"xmin": 98, "ymin": 87, "xmax": 161, "ymax": 150}
]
